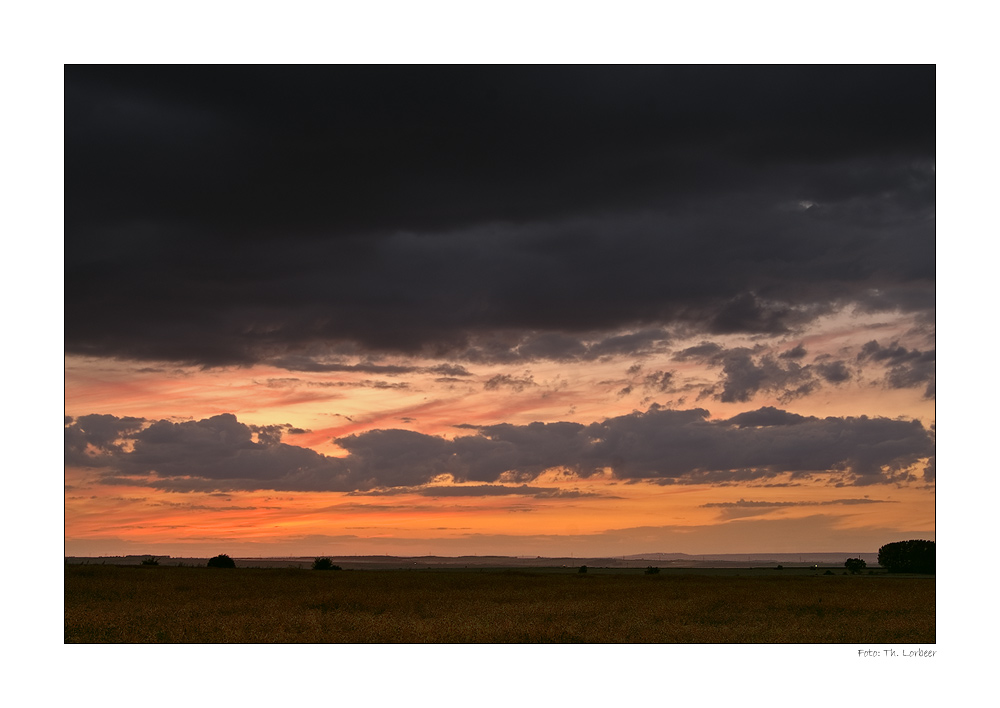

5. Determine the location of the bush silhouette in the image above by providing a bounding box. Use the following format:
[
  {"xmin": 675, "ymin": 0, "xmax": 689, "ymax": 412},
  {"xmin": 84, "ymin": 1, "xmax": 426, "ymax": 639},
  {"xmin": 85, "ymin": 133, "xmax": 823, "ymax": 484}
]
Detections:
[
  {"xmin": 844, "ymin": 558, "xmax": 866, "ymax": 574},
  {"xmin": 207, "ymin": 554, "xmax": 236, "ymax": 569},
  {"xmin": 644, "ymin": 566, "xmax": 660, "ymax": 575},
  {"xmin": 312, "ymin": 557, "xmax": 342, "ymax": 571},
  {"xmin": 877, "ymin": 540, "xmax": 935, "ymax": 574},
  {"xmin": 578, "ymin": 565, "xmax": 588, "ymax": 573},
  {"xmin": 140, "ymin": 556, "xmax": 159, "ymax": 566}
]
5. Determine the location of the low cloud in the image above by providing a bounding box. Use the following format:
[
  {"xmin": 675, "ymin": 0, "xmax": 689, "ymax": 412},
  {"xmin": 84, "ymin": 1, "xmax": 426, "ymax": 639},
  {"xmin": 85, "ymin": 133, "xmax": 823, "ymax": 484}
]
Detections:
[
  {"xmin": 858, "ymin": 340, "xmax": 935, "ymax": 398},
  {"xmin": 672, "ymin": 341, "xmax": 724, "ymax": 361},
  {"xmin": 483, "ymin": 373, "xmax": 537, "ymax": 392},
  {"xmin": 816, "ymin": 360, "xmax": 852, "ymax": 384},
  {"xmin": 65, "ymin": 413, "xmax": 147, "ymax": 467},
  {"xmin": 260, "ymin": 377, "xmax": 408, "ymax": 390},
  {"xmin": 701, "ymin": 497, "xmax": 895, "ymax": 508},
  {"xmin": 779, "ymin": 344, "xmax": 807, "ymax": 360},
  {"xmin": 716, "ymin": 348, "xmax": 813, "ymax": 402},
  {"xmin": 616, "ymin": 367, "xmax": 676, "ymax": 399},
  {"xmin": 357, "ymin": 484, "xmax": 601, "ymax": 498},
  {"xmin": 673, "ymin": 343, "xmax": 862, "ymax": 401},
  {"xmin": 68, "ymin": 405, "xmax": 934, "ymax": 492},
  {"xmin": 725, "ymin": 407, "xmax": 811, "ymax": 428},
  {"xmin": 701, "ymin": 496, "xmax": 898, "ymax": 519},
  {"xmin": 271, "ymin": 356, "xmax": 474, "ymax": 378},
  {"xmin": 270, "ymin": 356, "xmax": 417, "ymax": 375}
]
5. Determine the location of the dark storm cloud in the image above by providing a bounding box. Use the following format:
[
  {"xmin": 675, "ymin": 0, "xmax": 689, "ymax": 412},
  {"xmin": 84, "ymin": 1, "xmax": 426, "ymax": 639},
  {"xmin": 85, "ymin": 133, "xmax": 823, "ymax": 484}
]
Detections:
[
  {"xmin": 708, "ymin": 293, "xmax": 792, "ymax": 335},
  {"xmin": 582, "ymin": 329, "xmax": 673, "ymax": 360},
  {"xmin": 455, "ymin": 328, "xmax": 673, "ymax": 365},
  {"xmin": 65, "ymin": 65, "xmax": 935, "ymax": 366},
  {"xmin": 72, "ymin": 406, "xmax": 934, "ymax": 492},
  {"xmin": 511, "ymin": 332, "xmax": 589, "ymax": 361}
]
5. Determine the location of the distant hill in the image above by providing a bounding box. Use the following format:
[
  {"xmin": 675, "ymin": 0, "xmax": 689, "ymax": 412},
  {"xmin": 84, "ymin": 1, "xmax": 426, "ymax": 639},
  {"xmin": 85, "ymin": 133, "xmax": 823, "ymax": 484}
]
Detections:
[{"xmin": 621, "ymin": 552, "xmax": 880, "ymax": 564}]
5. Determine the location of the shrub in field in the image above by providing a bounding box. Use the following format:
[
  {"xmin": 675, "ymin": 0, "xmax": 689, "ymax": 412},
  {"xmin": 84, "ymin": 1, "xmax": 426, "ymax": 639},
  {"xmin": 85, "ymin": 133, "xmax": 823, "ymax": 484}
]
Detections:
[
  {"xmin": 312, "ymin": 557, "xmax": 342, "ymax": 571},
  {"xmin": 844, "ymin": 558, "xmax": 866, "ymax": 574},
  {"xmin": 207, "ymin": 554, "xmax": 236, "ymax": 569},
  {"xmin": 141, "ymin": 556, "xmax": 159, "ymax": 566},
  {"xmin": 877, "ymin": 540, "xmax": 935, "ymax": 574},
  {"xmin": 644, "ymin": 566, "xmax": 660, "ymax": 575},
  {"xmin": 578, "ymin": 565, "xmax": 588, "ymax": 573}
]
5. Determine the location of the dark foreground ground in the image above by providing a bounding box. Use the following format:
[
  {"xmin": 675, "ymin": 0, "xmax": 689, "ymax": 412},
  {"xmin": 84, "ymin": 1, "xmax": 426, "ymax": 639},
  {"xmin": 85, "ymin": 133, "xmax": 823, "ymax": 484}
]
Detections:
[{"xmin": 64, "ymin": 565, "xmax": 934, "ymax": 643}]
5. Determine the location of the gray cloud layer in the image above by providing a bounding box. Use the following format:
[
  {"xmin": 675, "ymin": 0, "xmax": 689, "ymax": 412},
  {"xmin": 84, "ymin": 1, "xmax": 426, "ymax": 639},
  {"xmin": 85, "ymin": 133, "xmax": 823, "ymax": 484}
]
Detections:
[
  {"xmin": 672, "ymin": 340, "xmax": 933, "ymax": 402},
  {"xmin": 67, "ymin": 407, "xmax": 934, "ymax": 493},
  {"xmin": 858, "ymin": 340, "xmax": 936, "ymax": 398},
  {"xmin": 65, "ymin": 66, "xmax": 934, "ymax": 367}
]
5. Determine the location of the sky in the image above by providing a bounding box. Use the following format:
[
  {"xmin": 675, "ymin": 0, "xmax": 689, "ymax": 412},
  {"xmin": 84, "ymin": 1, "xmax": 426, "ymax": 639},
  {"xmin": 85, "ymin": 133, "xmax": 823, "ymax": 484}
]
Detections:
[{"xmin": 64, "ymin": 65, "xmax": 936, "ymax": 558}]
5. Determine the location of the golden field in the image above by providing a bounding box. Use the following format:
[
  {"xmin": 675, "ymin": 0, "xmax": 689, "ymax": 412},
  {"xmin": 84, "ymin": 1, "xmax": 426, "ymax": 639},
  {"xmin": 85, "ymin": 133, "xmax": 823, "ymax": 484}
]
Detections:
[{"xmin": 64, "ymin": 565, "xmax": 934, "ymax": 643}]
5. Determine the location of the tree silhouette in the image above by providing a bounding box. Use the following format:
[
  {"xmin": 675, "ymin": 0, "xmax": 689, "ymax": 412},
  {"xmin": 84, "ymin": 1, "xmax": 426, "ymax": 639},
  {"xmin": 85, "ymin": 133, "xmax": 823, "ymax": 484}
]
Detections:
[
  {"xmin": 877, "ymin": 540, "xmax": 935, "ymax": 574},
  {"xmin": 312, "ymin": 557, "xmax": 341, "ymax": 570},
  {"xmin": 844, "ymin": 557, "xmax": 866, "ymax": 574},
  {"xmin": 207, "ymin": 554, "xmax": 236, "ymax": 568}
]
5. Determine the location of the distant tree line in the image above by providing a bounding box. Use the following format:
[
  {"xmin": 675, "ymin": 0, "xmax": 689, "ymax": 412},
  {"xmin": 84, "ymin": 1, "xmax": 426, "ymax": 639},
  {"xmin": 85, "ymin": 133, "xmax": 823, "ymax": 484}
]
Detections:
[{"xmin": 877, "ymin": 540, "xmax": 935, "ymax": 574}]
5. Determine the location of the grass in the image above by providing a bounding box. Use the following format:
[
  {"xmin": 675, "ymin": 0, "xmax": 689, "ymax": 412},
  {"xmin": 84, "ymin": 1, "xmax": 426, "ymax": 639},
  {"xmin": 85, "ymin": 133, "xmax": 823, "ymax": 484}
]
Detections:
[{"xmin": 64, "ymin": 565, "xmax": 934, "ymax": 643}]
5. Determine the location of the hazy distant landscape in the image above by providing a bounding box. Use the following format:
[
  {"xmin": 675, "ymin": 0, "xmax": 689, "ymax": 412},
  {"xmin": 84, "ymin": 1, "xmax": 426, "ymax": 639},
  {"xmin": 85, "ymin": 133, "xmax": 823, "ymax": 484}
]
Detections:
[{"xmin": 66, "ymin": 552, "xmax": 881, "ymax": 570}]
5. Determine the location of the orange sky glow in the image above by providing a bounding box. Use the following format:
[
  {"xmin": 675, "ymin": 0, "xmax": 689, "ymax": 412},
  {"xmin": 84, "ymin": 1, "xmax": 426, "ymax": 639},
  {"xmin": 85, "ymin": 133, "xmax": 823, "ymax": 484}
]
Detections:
[{"xmin": 65, "ymin": 311, "xmax": 935, "ymax": 558}]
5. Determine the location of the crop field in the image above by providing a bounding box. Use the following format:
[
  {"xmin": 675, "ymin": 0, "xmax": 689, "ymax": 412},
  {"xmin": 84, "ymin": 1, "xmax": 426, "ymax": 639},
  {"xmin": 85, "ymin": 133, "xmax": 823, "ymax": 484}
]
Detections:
[{"xmin": 64, "ymin": 565, "xmax": 934, "ymax": 643}]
